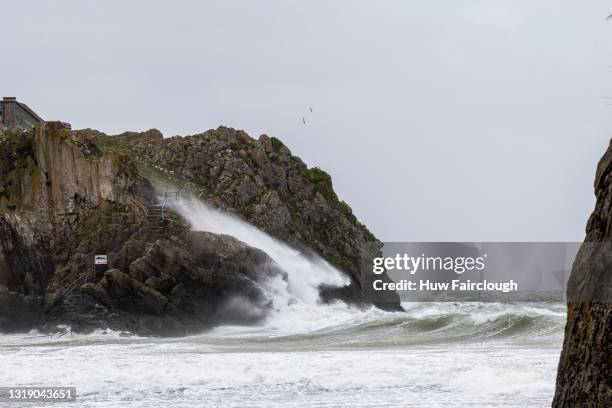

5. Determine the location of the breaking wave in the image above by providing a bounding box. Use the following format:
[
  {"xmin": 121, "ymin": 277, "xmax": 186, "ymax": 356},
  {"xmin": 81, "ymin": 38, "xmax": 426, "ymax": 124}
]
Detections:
[
  {"xmin": 0, "ymin": 196, "xmax": 566, "ymax": 407},
  {"xmin": 168, "ymin": 195, "xmax": 565, "ymax": 346},
  {"xmin": 170, "ymin": 195, "xmax": 348, "ymax": 306}
]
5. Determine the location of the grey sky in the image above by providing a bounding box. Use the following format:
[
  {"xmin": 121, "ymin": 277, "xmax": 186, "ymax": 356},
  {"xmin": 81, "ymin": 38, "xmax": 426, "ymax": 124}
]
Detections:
[{"xmin": 2, "ymin": 0, "xmax": 611, "ymax": 241}]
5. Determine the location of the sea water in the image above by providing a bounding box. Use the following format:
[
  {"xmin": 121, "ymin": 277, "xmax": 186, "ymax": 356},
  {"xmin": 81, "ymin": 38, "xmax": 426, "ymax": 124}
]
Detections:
[
  {"xmin": 0, "ymin": 197, "xmax": 566, "ymax": 407},
  {"xmin": 0, "ymin": 302, "xmax": 565, "ymax": 408}
]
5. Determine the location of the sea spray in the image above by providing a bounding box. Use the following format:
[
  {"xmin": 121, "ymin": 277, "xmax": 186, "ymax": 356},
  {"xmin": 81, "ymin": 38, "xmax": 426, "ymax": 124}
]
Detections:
[
  {"xmin": 169, "ymin": 195, "xmax": 349, "ymax": 309},
  {"xmin": 167, "ymin": 195, "xmax": 566, "ymax": 340}
]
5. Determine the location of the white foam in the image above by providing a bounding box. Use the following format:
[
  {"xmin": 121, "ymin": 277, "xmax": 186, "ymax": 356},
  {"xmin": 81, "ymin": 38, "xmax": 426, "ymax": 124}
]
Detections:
[
  {"xmin": 0, "ymin": 335, "xmax": 561, "ymax": 408},
  {"xmin": 170, "ymin": 195, "xmax": 348, "ymax": 306},
  {"xmin": 169, "ymin": 195, "xmax": 568, "ymax": 338},
  {"xmin": 168, "ymin": 195, "xmax": 389, "ymax": 334}
]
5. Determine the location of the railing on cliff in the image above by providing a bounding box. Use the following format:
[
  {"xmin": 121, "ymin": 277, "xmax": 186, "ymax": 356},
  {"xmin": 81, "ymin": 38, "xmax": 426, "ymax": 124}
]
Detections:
[
  {"xmin": 160, "ymin": 190, "xmax": 180, "ymax": 220},
  {"xmin": 145, "ymin": 190, "xmax": 180, "ymax": 238},
  {"xmin": 62, "ymin": 273, "xmax": 88, "ymax": 300}
]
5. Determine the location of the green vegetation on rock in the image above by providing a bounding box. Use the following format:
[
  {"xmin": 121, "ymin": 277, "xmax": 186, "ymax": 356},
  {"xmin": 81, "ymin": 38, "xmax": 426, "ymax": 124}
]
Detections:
[
  {"xmin": 270, "ymin": 137, "xmax": 284, "ymax": 152},
  {"xmin": 91, "ymin": 134, "xmax": 184, "ymax": 190},
  {"xmin": 14, "ymin": 136, "xmax": 33, "ymax": 156},
  {"xmin": 337, "ymin": 200, "xmax": 352, "ymax": 216},
  {"xmin": 302, "ymin": 167, "xmax": 338, "ymax": 202},
  {"xmin": 89, "ymin": 135, "xmax": 132, "ymax": 156}
]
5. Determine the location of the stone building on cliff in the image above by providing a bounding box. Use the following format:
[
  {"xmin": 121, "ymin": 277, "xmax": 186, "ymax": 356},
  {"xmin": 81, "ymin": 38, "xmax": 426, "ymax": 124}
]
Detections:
[{"xmin": 0, "ymin": 97, "xmax": 43, "ymax": 128}]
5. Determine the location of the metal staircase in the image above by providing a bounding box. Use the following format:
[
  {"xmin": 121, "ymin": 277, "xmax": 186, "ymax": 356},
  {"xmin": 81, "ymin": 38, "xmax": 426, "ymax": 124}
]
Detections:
[
  {"xmin": 61, "ymin": 273, "xmax": 106, "ymax": 319},
  {"xmin": 145, "ymin": 191, "xmax": 179, "ymax": 239},
  {"xmin": 145, "ymin": 203, "xmax": 166, "ymax": 239}
]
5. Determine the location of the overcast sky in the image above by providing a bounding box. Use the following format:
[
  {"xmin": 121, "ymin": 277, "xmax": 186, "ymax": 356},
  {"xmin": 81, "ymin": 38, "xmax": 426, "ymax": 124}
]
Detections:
[{"xmin": 2, "ymin": 0, "xmax": 612, "ymax": 241}]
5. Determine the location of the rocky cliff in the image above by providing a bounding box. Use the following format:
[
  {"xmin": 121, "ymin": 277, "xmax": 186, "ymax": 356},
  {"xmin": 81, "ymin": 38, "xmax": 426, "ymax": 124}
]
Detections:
[
  {"xmin": 0, "ymin": 122, "xmax": 146, "ymax": 296},
  {"xmin": 553, "ymin": 142, "xmax": 612, "ymax": 406},
  {"xmin": 0, "ymin": 122, "xmax": 398, "ymax": 335},
  {"xmin": 107, "ymin": 127, "xmax": 377, "ymax": 288}
]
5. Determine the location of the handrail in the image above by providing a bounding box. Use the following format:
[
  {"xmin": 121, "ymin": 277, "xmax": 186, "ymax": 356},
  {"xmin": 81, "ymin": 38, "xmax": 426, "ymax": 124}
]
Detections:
[
  {"xmin": 62, "ymin": 273, "xmax": 87, "ymax": 300},
  {"xmin": 159, "ymin": 191, "xmax": 179, "ymax": 221},
  {"xmin": 161, "ymin": 192, "xmax": 167, "ymax": 220}
]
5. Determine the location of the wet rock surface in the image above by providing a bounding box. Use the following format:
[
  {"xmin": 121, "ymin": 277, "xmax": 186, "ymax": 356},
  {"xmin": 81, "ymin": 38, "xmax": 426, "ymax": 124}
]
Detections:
[
  {"xmin": 0, "ymin": 292, "xmax": 41, "ymax": 333},
  {"xmin": 64, "ymin": 232, "xmax": 280, "ymax": 336}
]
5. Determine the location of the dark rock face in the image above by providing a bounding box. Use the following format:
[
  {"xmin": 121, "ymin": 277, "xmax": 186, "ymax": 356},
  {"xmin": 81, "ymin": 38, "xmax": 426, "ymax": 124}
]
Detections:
[
  {"xmin": 553, "ymin": 141, "xmax": 612, "ymax": 407},
  {"xmin": 554, "ymin": 303, "xmax": 610, "ymax": 406},
  {"xmin": 0, "ymin": 218, "xmax": 53, "ymax": 295},
  {"xmin": 0, "ymin": 292, "xmax": 41, "ymax": 333},
  {"xmin": 70, "ymin": 232, "xmax": 281, "ymax": 336}
]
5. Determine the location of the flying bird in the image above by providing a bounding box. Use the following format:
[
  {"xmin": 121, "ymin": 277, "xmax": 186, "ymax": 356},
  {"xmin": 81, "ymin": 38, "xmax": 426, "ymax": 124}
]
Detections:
[
  {"xmin": 302, "ymin": 118, "xmax": 306, "ymax": 125},
  {"xmin": 309, "ymin": 107, "xmax": 313, "ymax": 112}
]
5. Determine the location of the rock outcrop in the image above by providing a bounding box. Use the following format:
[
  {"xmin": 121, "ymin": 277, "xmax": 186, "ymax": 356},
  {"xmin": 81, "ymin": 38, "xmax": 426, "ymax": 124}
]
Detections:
[
  {"xmin": 0, "ymin": 123, "xmax": 150, "ymax": 295},
  {"xmin": 109, "ymin": 127, "xmax": 378, "ymax": 287},
  {"xmin": 97, "ymin": 126, "xmax": 400, "ymax": 309},
  {"xmin": 553, "ymin": 142, "xmax": 612, "ymax": 406},
  {"xmin": 0, "ymin": 122, "xmax": 399, "ymax": 336},
  {"xmin": 64, "ymin": 232, "xmax": 282, "ymax": 336}
]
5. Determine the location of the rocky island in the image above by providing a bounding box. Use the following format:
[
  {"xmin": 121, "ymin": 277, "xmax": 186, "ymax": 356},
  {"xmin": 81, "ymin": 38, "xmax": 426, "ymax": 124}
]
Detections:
[{"xmin": 0, "ymin": 121, "xmax": 399, "ymax": 336}]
